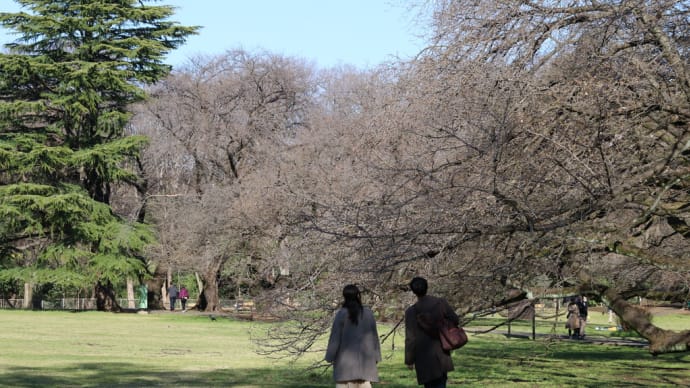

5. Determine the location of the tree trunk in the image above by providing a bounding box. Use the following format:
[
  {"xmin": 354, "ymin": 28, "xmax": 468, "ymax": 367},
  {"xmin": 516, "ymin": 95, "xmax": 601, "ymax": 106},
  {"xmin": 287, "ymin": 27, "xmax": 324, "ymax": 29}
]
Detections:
[
  {"xmin": 163, "ymin": 267, "xmax": 173, "ymax": 309},
  {"xmin": 198, "ymin": 257, "xmax": 224, "ymax": 312},
  {"xmin": 146, "ymin": 270, "xmax": 165, "ymax": 310},
  {"xmin": 194, "ymin": 272, "xmax": 204, "ymax": 309},
  {"xmin": 126, "ymin": 278, "xmax": 135, "ymax": 309},
  {"xmin": 22, "ymin": 282, "xmax": 32, "ymax": 309},
  {"xmin": 602, "ymin": 287, "xmax": 690, "ymax": 355},
  {"xmin": 95, "ymin": 280, "xmax": 120, "ymax": 312}
]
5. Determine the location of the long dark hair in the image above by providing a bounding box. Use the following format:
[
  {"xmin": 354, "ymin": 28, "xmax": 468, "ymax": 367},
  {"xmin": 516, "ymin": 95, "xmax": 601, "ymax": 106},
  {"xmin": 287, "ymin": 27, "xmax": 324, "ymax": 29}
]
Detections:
[{"xmin": 342, "ymin": 284, "xmax": 363, "ymax": 324}]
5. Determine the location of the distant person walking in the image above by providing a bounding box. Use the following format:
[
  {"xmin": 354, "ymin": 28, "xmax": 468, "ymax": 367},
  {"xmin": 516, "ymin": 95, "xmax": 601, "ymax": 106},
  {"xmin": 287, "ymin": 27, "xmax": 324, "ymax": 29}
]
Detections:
[
  {"xmin": 179, "ymin": 286, "xmax": 189, "ymax": 311},
  {"xmin": 137, "ymin": 283, "xmax": 148, "ymax": 310},
  {"xmin": 405, "ymin": 277, "xmax": 459, "ymax": 388},
  {"xmin": 566, "ymin": 298, "xmax": 580, "ymax": 339},
  {"xmin": 325, "ymin": 284, "xmax": 381, "ymax": 388},
  {"xmin": 167, "ymin": 283, "xmax": 179, "ymax": 311}
]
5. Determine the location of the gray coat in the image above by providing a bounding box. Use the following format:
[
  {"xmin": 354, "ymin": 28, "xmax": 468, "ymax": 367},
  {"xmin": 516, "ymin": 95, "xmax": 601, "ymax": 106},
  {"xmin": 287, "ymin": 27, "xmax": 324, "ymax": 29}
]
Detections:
[
  {"xmin": 405, "ymin": 295, "xmax": 459, "ymax": 385},
  {"xmin": 325, "ymin": 307, "xmax": 381, "ymax": 383}
]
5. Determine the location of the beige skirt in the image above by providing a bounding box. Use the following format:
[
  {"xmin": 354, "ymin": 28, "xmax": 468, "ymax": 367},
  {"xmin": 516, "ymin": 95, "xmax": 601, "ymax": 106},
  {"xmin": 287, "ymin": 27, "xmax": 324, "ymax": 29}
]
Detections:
[{"xmin": 336, "ymin": 380, "xmax": 372, "ymax": 388}]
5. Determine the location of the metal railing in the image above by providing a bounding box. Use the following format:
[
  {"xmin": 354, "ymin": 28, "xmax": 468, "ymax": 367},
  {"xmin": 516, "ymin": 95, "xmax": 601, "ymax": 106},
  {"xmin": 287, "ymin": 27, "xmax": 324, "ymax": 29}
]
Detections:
[
  {"xmin": 0, "ymin": 298, "xmax": 135, "ymax": 310},
  {"xmin": 0, "ymin": 298, "xmax": 250, "ymax": 311}
]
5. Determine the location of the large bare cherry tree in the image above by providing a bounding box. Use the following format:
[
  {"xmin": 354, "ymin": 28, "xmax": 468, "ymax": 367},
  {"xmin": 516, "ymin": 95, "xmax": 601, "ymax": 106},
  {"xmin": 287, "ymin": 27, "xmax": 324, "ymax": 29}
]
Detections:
[
  {"xmin": 273, "ymin": 0, "xmax": 690, "ymax": 355},
  {"xmin": 129, "ymin": 1, "xmax": 690, "ymax": 356},
  {"xmin": 134, "ymin": 50, "xmax": 315, "ymax": 311}
]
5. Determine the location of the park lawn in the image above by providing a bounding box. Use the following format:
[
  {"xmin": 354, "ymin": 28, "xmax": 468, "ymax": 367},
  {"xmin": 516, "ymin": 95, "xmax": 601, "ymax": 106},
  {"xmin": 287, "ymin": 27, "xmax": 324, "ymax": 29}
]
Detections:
[
  {"xmin": 451, "ymin": 334, "xmax": 689, "ymax": 387},
  {"xmin": 0, "ymin": 310, "xmax": 331, "ymax": 387},
  {"xmin": 0, "ymin": 309, "xmax": 689, "ymax": 387},
  {"xmin": 650, "ymin": 313, "xmax": 690, "ymax": 330}
]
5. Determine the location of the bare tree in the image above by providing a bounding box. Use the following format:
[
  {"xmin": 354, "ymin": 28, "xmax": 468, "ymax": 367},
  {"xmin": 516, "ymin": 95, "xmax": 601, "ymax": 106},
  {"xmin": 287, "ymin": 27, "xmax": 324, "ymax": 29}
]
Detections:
[
  {"xmin": 272, "ymin": 0, "xmax": 690, "ymax": 356},
  {"xmin": 134, "ymin": 50, "xmax": 316, "ymax": 311},
  {"xmin": 385, "ymin": 0, "xmax": 690, "ymax": 353},
  {"xmin": 424, "ymin": 0, "xmax": 690, "ymax": 354},
  {"xmin": 120, "ymin": 1, "xmax": 690, "ymax": 358}
]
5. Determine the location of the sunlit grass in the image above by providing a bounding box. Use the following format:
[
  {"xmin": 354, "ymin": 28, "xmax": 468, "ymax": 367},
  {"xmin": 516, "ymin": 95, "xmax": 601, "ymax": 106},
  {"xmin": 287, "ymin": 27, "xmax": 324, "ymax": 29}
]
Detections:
[
  {"xmin": 0, "ymin": 310, "xmax": 330, "ymax": 387},
  {"xmin": 1, "ymin": 309, "xmax": 689, "ymax": 387}
]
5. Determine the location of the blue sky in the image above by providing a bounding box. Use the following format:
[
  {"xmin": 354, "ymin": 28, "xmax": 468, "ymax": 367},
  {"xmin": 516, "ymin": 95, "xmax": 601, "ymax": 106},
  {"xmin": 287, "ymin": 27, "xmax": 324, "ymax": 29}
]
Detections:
[{"xmin": 0, "ymin": 0, "xmax": 426, "ymax": 69}]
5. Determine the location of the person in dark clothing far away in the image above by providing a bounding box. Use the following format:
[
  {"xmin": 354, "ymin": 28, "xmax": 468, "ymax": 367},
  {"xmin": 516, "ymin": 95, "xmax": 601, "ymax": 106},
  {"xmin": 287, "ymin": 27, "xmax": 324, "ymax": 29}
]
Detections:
[
  {"xmin": 405, "ymin": 277, "xmax": 459, "ymax": 388},
  {"xmin": 167, "ymin": 283, "xmax": 179, "ymax": 311}
]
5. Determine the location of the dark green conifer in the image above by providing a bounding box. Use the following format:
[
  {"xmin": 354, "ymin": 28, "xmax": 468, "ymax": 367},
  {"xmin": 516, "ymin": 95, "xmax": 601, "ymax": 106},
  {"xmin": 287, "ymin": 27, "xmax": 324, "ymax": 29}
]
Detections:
[{"xmin": 0, "ymin": 0, "xmax": 198, "ymax": 310}]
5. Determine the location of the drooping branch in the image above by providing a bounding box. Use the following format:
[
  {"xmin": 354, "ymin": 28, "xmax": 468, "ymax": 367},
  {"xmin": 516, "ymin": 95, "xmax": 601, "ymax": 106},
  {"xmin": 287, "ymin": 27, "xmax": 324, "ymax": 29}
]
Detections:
[{"xmin": 599, "ymin": 286, "xmax": 690, "ymax": 355}]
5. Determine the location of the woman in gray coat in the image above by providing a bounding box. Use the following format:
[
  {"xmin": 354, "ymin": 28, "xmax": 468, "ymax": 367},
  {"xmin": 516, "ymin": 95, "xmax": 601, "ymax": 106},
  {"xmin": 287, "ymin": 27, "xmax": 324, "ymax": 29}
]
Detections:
[{"xmin": 325, "ymin": 284, "xmax": 381, "ymax": 388}]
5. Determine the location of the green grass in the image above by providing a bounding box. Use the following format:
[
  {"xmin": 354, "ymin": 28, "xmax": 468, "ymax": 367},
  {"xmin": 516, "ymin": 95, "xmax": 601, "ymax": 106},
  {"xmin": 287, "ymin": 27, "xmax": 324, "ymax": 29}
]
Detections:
[
  {"xmin": 454, "ymin": 338, "xmax": 689, "ymax": 387},
  {"xmin": 650, "ymin": 313, "xmax": 690, "ymax": 331},
  {"xmin": 1, "ymin": 309, "xmax": 689, "ymax": 387},
  {"xmin": 0, "ymin": 310, "xmax": 330, "ymax": 387}
]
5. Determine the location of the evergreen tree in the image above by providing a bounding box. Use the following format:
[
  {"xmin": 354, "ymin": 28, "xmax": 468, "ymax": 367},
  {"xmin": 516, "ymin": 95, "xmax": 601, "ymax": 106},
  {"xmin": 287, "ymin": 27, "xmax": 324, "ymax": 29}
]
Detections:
[{"xmin": 0, "ymin": 0, "xmax": 198, "ymax": 310}]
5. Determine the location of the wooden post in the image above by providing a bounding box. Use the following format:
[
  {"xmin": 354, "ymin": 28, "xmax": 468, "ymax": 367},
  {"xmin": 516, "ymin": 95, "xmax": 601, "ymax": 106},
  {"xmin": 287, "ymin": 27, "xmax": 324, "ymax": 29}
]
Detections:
[
  {"xmin": 556, "ymin": 298, "xmax": 560, "ymax": 325},
  {"xmin": 555, "ymin": 297, "xmax": 560, "ymax": 337},
  {"xmin": 532, "ymin": 311, "xmax": 536, "ymax": 340}
]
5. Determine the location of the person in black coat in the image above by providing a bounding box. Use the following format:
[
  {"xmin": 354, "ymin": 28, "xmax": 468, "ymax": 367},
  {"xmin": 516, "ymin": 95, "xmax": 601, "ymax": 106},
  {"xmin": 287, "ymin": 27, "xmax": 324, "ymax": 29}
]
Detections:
[
  {"xmin": 167, "ymin": 284, "xmax": 178, "ymax": 311},
  {"xmin": 405, "ymin": 277, "xmax": 459, "ymax": 388}
]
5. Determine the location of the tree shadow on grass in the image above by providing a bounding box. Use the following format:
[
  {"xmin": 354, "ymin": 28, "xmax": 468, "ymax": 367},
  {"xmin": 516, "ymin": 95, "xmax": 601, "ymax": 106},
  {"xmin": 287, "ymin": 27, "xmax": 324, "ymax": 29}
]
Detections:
[
  {"xmin": 0, "ymin": 362, "xmax": 334, "ymax": 387},
  {"xmin": 453, "ymin": 340, "xmax": 690, "ymax": 387},
  {"xmin": 5, "ymin": 344, "xmax": 688, "ymax": 387},
  {"xmin": 465, "ymin": 338, "xmax": 649, "ymax": 362}
]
